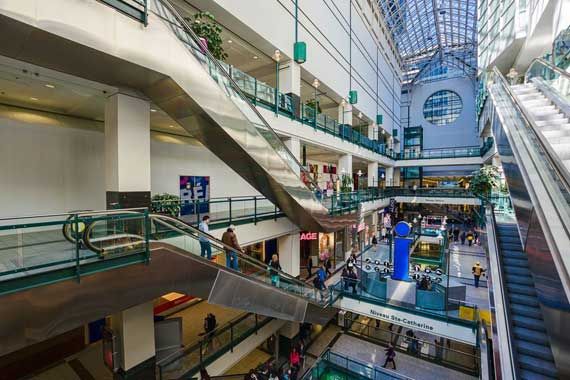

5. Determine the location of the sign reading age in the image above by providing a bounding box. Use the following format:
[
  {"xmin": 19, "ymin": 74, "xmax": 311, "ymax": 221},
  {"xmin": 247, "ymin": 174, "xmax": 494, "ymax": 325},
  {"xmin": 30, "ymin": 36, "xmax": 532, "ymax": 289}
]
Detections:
[{"xmin": 300, "ymin": 232, "xmax": 318, "ymax": 241}]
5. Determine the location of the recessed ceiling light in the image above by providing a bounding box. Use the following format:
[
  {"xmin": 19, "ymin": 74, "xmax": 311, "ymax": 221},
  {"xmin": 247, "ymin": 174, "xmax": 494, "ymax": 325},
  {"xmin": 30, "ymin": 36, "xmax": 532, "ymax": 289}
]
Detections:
[
  {"xmin": 169, "ymin": 125, "xmax": 175, "ymax": 128},
  {"xmin": 45, "ymin": 84, "xmax": 55, "ymax": 89},
  {"xmin": 253, "ymin": 55, "xmax": 258, "ymax": 60},
  {"xmin": 30, "ymin": 97, "xmax": 39, "ymax": 101},
  {"xmin": 227, "ymin": 39, "xmax": 233, "ymax": 44},
  {"xmin": 150, "ymin": 108, "xmax": 157, "ymax": 112}
]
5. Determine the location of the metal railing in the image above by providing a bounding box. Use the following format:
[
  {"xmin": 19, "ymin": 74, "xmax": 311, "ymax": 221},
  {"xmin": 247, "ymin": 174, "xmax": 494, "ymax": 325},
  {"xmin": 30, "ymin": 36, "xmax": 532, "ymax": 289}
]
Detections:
[
  {"xmin": 346, "ymin": 318, "xmax": 481, "ymax": 376},
  {"xmin": 99, "ymin": 0, "xmax": 148, "ymax": 25},
  {"xmin": 157, "ymin": 313, "xmax": 273, "ymax": 380},
  {"xmin": 303, "ymin": 348, "xmax": 412, "ymax": 380}
]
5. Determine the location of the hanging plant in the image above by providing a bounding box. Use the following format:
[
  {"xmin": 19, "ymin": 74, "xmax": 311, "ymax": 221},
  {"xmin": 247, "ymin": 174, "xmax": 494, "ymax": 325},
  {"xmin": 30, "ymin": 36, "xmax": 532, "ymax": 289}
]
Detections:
[
  {"xmin": 340, "ymin": 174, "xmax": 353, "ymax": 193},
  {"xmin": 469, "ymin": 165, "xmax": 500, "ymax": 197},
  {"xmin": 186, "ymin": 11, "xmax": 228, "ymax": 61},
  {"xmin": 151, "ymin": 193, "xmax": 181, "ymax": 217}
]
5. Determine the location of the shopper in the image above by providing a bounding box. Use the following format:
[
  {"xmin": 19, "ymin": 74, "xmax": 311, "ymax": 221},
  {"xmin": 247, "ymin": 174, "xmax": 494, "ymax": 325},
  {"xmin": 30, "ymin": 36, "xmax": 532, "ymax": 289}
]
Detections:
[
  {"xmin": 382, "ymin": 344, "xmax": 396, "ymax": 370},
  {"xmin": 199, "ymin": 215, "xmax": 212, "ymax": 259},
  {"xmin": 313, "ymin": 263, "xmax": 328, "ymax": 301},
  {"xmin": 406, "ymin": 330, "xmax": 418, "ymax": 355},
  {"xmin": 381, "ymin": 226, "xmax": 387, "ymax": 242},
  {"xmin": 372, "ymin": 234, "xmax": 378, "ymax": 248},
  {"xmin": 289, "ymin": 346, "xmax": 301, "ymax": 370},
  {"xmin": 306, "ymin": 256, "xmax": 313, "ymax": 279},
  {"xmin": 472, "ymin": 261, "xmax": 486, "ymax": 288},
  {"xmin": 453, "ymin": 227, "xmax": 460, "ymax": 242},
  {"xmin": 298, "ymin": 341, "xmax": 306, "ymax": 368},
  {"xmin": 347, "ymin": 246, "xmax": 358, "ymax": 265},
  {"xmin": 342, "ymin": 263, "xmax": 358, "ymax": 294},
  {"xmin": 466, "ymin": 230, "xmax": 474, "ymax": 246},
  {"xmin": 202, "ymin": 313, "xmax": 217, "ymax": 352},
  {"xmin": 268, "ymin": 254, "xmax": 282, "ymax": 287},
  {"xmin": 221, "ymin": 225, "xmax": 241, "ymax": 270},
  {"xmin": 460, "ymin": 231, "xmax": 466, "ymax": 245},
  {"xmin": 325, "ymin": 257, "xmax": 332, "ymax": 277},
  {"xmin": 435, "ymin": 339, "xmax": 443, "ymax": 362},
  {"xmin": 200, "ymin": 367, "xmax": 211, "ymax": 380}
]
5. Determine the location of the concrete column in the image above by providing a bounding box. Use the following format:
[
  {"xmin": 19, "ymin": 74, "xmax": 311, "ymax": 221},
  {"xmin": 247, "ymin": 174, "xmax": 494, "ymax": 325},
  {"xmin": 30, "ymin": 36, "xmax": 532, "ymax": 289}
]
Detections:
[
  {"xmin": 368, "ymin": 123, "xmax": 377, "ymax": 140},
  {"xmin": 367, "ymin": 162, "xmax": 378, "ymax": 188},
  {"xmin": 393, "ymin": 168, "xmax": 401, "ymax": 187},
  {"xmin": 385, "ymin": 167, "xmax": 394, "ymax": 187},
  {"xmin": 278, "ymin": 233, "xmax": 300, "ymax": 277},
  {"xmin": 111, "ymin": 302, "xmax": 155, "ymax": 379},
  {"xmin": 280, "ymin": 60, "xmax": 301, "ymax": 118},
  {"xmin": 338, "ymin": 154, "xmax": 353, "ymax": 190},
  {"xmin": 338, "ymin": 103, "xmax": 353, "ymax": 126},
  {"xmin": 105, "ymin": 93, "xmax": 151, "ymax": 208}
]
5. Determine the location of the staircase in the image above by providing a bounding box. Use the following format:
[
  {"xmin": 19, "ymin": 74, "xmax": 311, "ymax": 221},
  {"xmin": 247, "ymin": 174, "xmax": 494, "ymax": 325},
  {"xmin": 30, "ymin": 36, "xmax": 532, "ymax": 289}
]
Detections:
[
  {"xmin": 511, "ymin": 83, "xmax": 570, "ymax": 172},
  {"xmin": 496, "ymin": 222, "xmax": 558, "ymax": 379}
]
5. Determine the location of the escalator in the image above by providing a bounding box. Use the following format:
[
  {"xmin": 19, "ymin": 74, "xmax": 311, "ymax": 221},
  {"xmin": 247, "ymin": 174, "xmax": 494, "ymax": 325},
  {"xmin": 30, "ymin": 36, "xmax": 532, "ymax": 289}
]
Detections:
[
  {"xmin": 0, "ymin": 209, "xmax": 338, "ymax": 357},
  {"xmin": 0, "ymin": 0, "xmax": 359, "ymax": 232},
  {"xmin": 485, "ymin": 59, "xmax": 570, "ymax": 378}
]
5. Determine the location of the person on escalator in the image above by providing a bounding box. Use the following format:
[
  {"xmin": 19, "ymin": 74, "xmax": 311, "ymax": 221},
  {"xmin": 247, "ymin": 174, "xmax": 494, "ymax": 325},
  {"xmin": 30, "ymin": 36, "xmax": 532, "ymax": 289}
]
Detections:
[
  {"xmin": 472, "ymin": 262, "xmax": 486, "ymax": 288},
  {"xmin": 313, "ymin": 263, "xmax": 328, "ymax": 301},
  {"xmin": 342, "ymin": 263, "xmax": 358, "ymax": 294},
  {"xmin": 268, "ymin": 254, "xmax": 282, "ymax": 287},
  {"xmin": 199, "ymin": 215, "xmax": 212, "ymax": 260},
  {"xmin": 222, "ymin": 225, "xmax": 241, "ymax": 270}
]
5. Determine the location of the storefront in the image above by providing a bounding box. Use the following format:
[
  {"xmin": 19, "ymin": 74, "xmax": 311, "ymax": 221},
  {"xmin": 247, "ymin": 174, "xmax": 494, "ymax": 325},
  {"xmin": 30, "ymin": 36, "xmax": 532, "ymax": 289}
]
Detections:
[
  {"xmin": 242, "ymin": 238, "xmax": 278, "ymax": 264},
  {"xmin": 300, "ymin": 229, "xmax": 349, "ymax": 271}
]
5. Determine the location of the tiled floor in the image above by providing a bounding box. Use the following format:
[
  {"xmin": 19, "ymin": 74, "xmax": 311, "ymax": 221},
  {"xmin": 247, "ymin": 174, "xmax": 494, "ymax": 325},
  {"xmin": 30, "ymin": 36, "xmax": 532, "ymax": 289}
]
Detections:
[{"xmin": 331, "ymin": 334, "xmax": 477, "ymax": 380}]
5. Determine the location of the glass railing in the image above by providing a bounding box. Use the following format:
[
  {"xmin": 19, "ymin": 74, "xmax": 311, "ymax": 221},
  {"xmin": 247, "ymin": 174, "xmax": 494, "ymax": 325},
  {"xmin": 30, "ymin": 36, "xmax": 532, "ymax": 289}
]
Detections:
[
  {"xmin": 396, "ymin": 139, "xmax": 494, "ymax": 160},
  {"xmin": 157, "ymin": 313, "xmax": 272, "ymax": 380},
  {"xmin": 345, "ymin": 318, "xmax": 480, "ymax": 376},
  {"xmin": 526, "ymin": 57, "xmax": 570, "ymax": 104},
  {"xmin": 100, "ymin": 0, "xmax": 148, "ymax": 24},
  {"xmin": 303, "ymin": 348, "xmax": 412, "ymax": 380},
  {"xmin": 0, "ymin": 209, "xmax": 151, "ymax": 294}
]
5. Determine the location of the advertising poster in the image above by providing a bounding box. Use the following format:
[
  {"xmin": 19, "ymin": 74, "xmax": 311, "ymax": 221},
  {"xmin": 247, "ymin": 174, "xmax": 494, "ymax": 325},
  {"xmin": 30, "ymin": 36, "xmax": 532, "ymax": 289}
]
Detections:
[
  {"xmin": 180, "ymin": 176, "xmax": 210, "ymax": 216},
  {"xmin": 318, "ymin": 232, "xmax": 334, "ymax": 261}
]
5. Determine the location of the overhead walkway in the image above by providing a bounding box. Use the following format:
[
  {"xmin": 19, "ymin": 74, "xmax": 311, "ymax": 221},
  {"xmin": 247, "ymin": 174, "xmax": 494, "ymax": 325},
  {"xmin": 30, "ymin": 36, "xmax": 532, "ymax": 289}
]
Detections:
[
  {"xmin": 0, "ymin": 209, "xmax": 337, "ymax": 358},
  {"xmin": 394, "ymin": 139, "xmax": 496, "ymax": 168},
  {"xmin": 486, "ymin": 58, "xmax": 570, "ymax": 378}
]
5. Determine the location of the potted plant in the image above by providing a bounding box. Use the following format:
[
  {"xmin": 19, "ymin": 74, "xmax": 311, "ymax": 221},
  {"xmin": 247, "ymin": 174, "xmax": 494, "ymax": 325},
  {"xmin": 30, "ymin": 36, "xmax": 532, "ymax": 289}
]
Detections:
[
  {"xmin": 187, "ymin": 11, "xmax": 228, "ymax": 61},
  {"xmin": 469, "ymin": 165, "xmax": 500, "ymax": 197},
  {"xmin": 151, "ymin": 193, "xmax": 181, "ymax": 217}
]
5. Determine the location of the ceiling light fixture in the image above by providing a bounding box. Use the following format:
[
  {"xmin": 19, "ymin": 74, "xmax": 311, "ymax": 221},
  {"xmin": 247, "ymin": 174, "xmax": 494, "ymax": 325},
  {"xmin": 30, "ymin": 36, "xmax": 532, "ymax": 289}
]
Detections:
[
  {"xmin": 253, "ymin": 55, "xmax": 259, "ymax": 60},
  {"xmin": 274, "ymin": 49, "xmax": 281, "ymax": 62},
  {"xmin": 44, "ymin": 84, "xmax": 55, "ymax": 89},
  {"xmin": 30, "ymin": 97, "xmax": 39, "ymax": 101},
  {"xmin": 150, "ymin": 108, "xmax": 157, "ymax": 112},
  {"xmin": 227, "ymin": 39, "xmax": 233, "ymax": 44},
  {"xmin": 169, "ymin": 125, "xmax": 175, "ymax": 128}
]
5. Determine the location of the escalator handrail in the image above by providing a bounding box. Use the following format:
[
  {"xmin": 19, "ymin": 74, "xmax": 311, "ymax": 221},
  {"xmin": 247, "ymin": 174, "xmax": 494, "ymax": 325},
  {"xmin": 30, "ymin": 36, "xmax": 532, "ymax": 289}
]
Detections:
[
  {"xmin": 485, "ymin": 205, "xmax": 518, "ymax": 379},
  {"xmin": 493, "ymin": 67, "xmax": 570, "ymax": 212},
  {"xmin": 525, "ymin": 57, "xmax": 570, "ymax": 82},
  {"xmin": 154, "ymin": 0, "xmax": 322, "ymax": 193}
]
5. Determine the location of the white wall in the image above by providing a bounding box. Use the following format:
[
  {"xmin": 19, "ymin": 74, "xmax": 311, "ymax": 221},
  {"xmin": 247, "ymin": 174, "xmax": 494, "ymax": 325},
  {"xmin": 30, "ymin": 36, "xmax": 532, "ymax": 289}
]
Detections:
[
  {"xmin": 0, "ymin": 105, "xmax": 261, "ymax": 217},
  {"xmin": 408, "ymin": 77, "xmax": 479, "ymax": 150}
]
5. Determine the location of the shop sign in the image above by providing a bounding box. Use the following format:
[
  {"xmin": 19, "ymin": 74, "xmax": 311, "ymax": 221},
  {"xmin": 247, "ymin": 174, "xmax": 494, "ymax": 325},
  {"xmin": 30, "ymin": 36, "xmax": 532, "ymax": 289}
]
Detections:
[
  {"xmin": 300, "ymin": 232, "xmax": 318, "ymax": 241},
  {"xmin": 339, "ymin": 297, "xmax": 476, "ymax": 345}
]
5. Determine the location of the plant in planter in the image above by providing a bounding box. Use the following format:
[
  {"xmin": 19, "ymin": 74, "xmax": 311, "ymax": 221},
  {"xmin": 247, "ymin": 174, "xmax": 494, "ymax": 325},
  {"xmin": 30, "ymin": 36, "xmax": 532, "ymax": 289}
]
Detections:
[
  {"xmin": 340, "ymin": 174, "xmax": 353, "ymax": 193},
  {"xmin": 469, "ymin": 165, "xmax": 500, "ymax": 197},
  {"xmin": 187, "ymin": 11, "xmax": 228, "ymax": 61},
  {"xmin": 151, "ymin": 193, "xmax": 181, "ymax": 217}
]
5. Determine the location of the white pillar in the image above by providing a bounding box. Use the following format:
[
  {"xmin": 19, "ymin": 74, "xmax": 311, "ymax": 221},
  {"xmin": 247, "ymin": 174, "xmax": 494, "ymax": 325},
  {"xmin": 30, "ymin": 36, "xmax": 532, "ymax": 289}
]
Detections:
[
  {"xmin": 338, "ymin": 103, "xmax": 353, "ymax": 126},
  {"xmin": 385, "ymin": 167, "xmax": 394, "ymax": 187},
  {"xmin": 283, "ymin": 136, "xmax": 301, "ymax": 161},
  {"xmin": 278, "ymin": 233, "xmax": 300, "ymax": 277},
  {"xmin": 368, "ymin": 123, "xmax": 377, "ymax": 140},
  {"xmin": 105, "ymin": 93, "xmax": 151, "ymax": 208},
  {"xmin": 393, "ymin": 168, "xmax": 401, "ymax": 187},
  {"xmin": 367, "ymin": 162, "xmax": 378, "ymax": 188},
  {"xmin": 111, "ymin": 302, "xmax": 155, "ymax": 377},
  {"xmin": 338, "ymin": 154, "xmax": 353, "ymax": 190},
  {"xmin": 279, "ymin": 60, "xmax": 301, "ymax": 97}
]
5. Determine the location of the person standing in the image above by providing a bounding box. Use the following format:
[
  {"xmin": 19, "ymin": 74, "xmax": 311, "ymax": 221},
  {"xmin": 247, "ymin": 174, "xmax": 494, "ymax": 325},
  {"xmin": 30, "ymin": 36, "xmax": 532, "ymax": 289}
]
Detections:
[
  {"xmin": 313, "ymin": 263, "xmax": 328, "ymax": 301},
  {"xmin": 289, "ymin": 346, "xmax": 301, "ymax": 370},
  {"xmin": 382, "ymin": 344, "xmax": 396, "ymax": 370},
  {"xmin": 460, "ymin": 231, "xmax": 466, "ymax": 245},
  {"xmin": 198, "ymin": 215, "xmax": 212, "ymax": 259},
  {"xmin": 221, "ymin": 225, "xmax": 241, "ymax": 270},
  {"xmin": 381, "ymin": 226, "xmax": 387, "ymax": 243},
  {"xmin": 453, "ymin": 227, "xmax": 460, "ymax": 242},
  {"xmin": 342, "ymin": 263, "xmax": 358, "ymax": 294},
  {"xmin": 306, "ymin": 256, "xmax": 313, "ymax": 279},
  {"xmin": 472, "ymin": 262, "xmax": 486, "ymax": 288},
  {"xmin": 434, "ymin": 339, "xmax": 443, "ymax": 362},
  {"xmin": 466, "ymin": 230, "xmax": 474, "ymax": 246},
  {"xmin": 268, "ymin": 254, "xmax": 282, "ymax": 287}
]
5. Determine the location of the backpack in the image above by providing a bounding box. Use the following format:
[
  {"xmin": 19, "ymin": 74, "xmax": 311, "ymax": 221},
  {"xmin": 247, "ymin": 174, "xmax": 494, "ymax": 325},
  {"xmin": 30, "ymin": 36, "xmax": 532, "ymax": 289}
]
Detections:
[{"xmin": 313, "ymin": 275, "xmax": 322, "ymax": 289}]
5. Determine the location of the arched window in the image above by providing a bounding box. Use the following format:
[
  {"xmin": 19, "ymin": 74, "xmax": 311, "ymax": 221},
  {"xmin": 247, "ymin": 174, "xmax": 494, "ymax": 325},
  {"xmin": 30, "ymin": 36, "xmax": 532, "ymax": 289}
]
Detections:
[{"xmin": 423, "ymin": 90, "xmax": 463, "ymax": 126}]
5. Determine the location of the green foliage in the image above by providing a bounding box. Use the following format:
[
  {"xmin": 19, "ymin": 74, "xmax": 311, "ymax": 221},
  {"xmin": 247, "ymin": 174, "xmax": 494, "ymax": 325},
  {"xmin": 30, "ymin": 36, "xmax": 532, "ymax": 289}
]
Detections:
[
  {"xmin": 469, "ymin": 165, "xmax": 500, "ymax": 196},
  {"xmin": 187, "ymin": 11, "xmax": 228, "ymax": 61},
  {"xmin": 305, "ymin": 99, "xmax": 322, "ymax": 114},
  {"xmin": 340, "ymin": 174, "xmax": 353, "ymax": 193},
  {"xmin": 151, "ymin": 193, "xmax": 181, "ymax": 217}
]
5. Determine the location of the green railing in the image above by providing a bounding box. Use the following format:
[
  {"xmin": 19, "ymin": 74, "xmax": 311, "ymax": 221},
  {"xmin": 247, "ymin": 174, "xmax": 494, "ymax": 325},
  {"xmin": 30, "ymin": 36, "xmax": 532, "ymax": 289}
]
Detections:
[
  {"xmin": 396, "ymin": 138, "xmax": 494, "ymax": 160},
  {"xmin": 157, "ymin": 313, "xmax": 273, "ymax": 380},
  {"xmin": 100, "ymin": 0, "xmax": 148, "ymax": 25},
  {"xmin": 303, "ymin": 348, "xmax": 412, "ymax": 380},
  {"xmin": 345, "ymin": 318, "xmax": 480, "ymax": 376}
]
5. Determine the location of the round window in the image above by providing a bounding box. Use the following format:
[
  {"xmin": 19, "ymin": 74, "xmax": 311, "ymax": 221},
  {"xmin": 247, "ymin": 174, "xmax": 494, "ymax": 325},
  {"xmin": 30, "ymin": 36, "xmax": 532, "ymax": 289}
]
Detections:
[{"xmin": 423, "ymin": 90, "xmax": 463, "ymax": 126}]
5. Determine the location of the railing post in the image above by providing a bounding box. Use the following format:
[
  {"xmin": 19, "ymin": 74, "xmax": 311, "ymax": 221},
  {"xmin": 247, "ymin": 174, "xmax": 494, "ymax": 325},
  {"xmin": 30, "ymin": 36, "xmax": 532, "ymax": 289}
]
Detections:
[
  {"xmin": 229, "ymin": 197, "xmax": 232, "ymax": 224},
  {"xmin": 199, "ymin": 341, "xmax": 203, "ymax": 365},
  {"xmin": 274, "ymin": 204, "xmax": 277, "ymax": 221},
  {"xmin": 254, "ymin": 196, "xmax": 257, "ymax": 225},
  {"xmin": 144, "ymin": 209, "xmax": 150, "ymax": 264},
  {"xmin": 74, "ymin": 214, "xmax": 81, "ymax": 282},
  {"xmin": 197, "ymin": 200, "xmax": 201, "ymax": 226},
  {"xmin": 230, "ymin": 322, "xmax": 234, "ymax": 352},
  {"xmin": 255, "ymin": 314, "xmax": 259, "ymax": 334},
  {"xmin": 254, "ymin": 79, "xmax": 258, "ymax": 105}
]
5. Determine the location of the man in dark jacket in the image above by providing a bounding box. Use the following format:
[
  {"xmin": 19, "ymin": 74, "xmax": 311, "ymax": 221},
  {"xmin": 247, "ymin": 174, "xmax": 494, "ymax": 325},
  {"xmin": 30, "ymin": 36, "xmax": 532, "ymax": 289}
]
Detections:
[{"xmin": 221, "ymin": 225, "xmax": 241, "ymax": 270}]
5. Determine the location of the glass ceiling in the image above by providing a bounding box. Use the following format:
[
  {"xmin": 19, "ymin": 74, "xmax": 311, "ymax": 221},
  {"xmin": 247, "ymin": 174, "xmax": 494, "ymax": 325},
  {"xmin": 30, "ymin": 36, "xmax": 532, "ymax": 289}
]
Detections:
[{"xmin": 377, "ymin": 0, "xmax": 477, "ymax": 86}]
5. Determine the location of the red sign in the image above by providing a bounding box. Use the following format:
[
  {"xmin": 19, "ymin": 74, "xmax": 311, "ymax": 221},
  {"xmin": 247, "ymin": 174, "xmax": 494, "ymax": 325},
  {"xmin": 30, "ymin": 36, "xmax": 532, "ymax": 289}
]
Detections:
[{"xmin": 300, "ymin": 232, "xmax": 318, "ymax": 241}]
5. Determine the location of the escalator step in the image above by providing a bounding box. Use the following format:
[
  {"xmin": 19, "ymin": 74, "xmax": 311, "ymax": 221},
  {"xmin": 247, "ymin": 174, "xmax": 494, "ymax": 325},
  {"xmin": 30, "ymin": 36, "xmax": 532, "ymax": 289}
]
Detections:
[
  {"xmin": 513, "ymin": 327, "xmax": 550, "ymax": 345},
  {"xmin": 518, "ymin": 354, "xmax": 558, "ymax": 378},
  {"xmin": 500, "ymin": 242, "xmax": 524, "ymax": 251},
  {"xmin": 506, "ymin": 274, "xmax": 535, "ymax": 286},
  {"xmin": 504, "ymin": 266, "xmax": 532, "ymax": 276},
  {"xmin": 500, "ymin": 236, "xmax": 522, "ymax": 244},
  {"xmin": 507, "ymin": 283, "xmax": 537, "ymax": 296},
  {"xmin": 517, "ymin": 341, "xmax": 554, "ymax": 361},
  {"xmin": 512, "ymin": 314, "xmax": 547, "ymax": 332},
  {"xmin": 504, "ymin": 257, "xmax": 530, "ymax": 268},
  {"xmin": 520, "ymin": 369, "xmax": 558, "ymax": 380},
  {"xmin": 510, "ymin": 293, "xmax": 540, "ymax": 307},
  {"xmin": 511, "ymin": 304, "xmax": 544, "ymax": 319},
  {"xmin": 502, "ymin": 249, "xmax": 526, "ymax": 258}
]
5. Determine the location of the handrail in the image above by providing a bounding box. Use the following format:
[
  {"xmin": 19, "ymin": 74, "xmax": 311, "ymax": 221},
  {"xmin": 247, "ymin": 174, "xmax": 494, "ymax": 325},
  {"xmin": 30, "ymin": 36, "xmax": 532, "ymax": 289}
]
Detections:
[
  {"xmin": 154, "ymin": 0, "xmax": 320, "ymax": 193},
  {"xmin": 525, "ymin": 57, "xmax": 570, "ymax": 82},
  {"xmin": 484, "ymin": 205, "xmax": 517, "ymax": 379}
]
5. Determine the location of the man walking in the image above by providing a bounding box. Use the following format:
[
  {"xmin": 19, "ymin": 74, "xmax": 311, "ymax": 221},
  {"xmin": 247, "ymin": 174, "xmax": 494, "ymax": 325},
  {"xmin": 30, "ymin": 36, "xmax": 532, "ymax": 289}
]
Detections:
[
  {"xmin": 382, "ymin": 344, "xmax": 396, "ymax": 370},
  {"xmin": 199, "ymin": 215, "xmax": 212, "ymax": 259},
  {"xmin": 472, "ymin": 262, "xmax": 486, "ymax": 288},
  {"xmin": 222, "ymin": 225, "xmax": 241, "ymax": 270}
]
